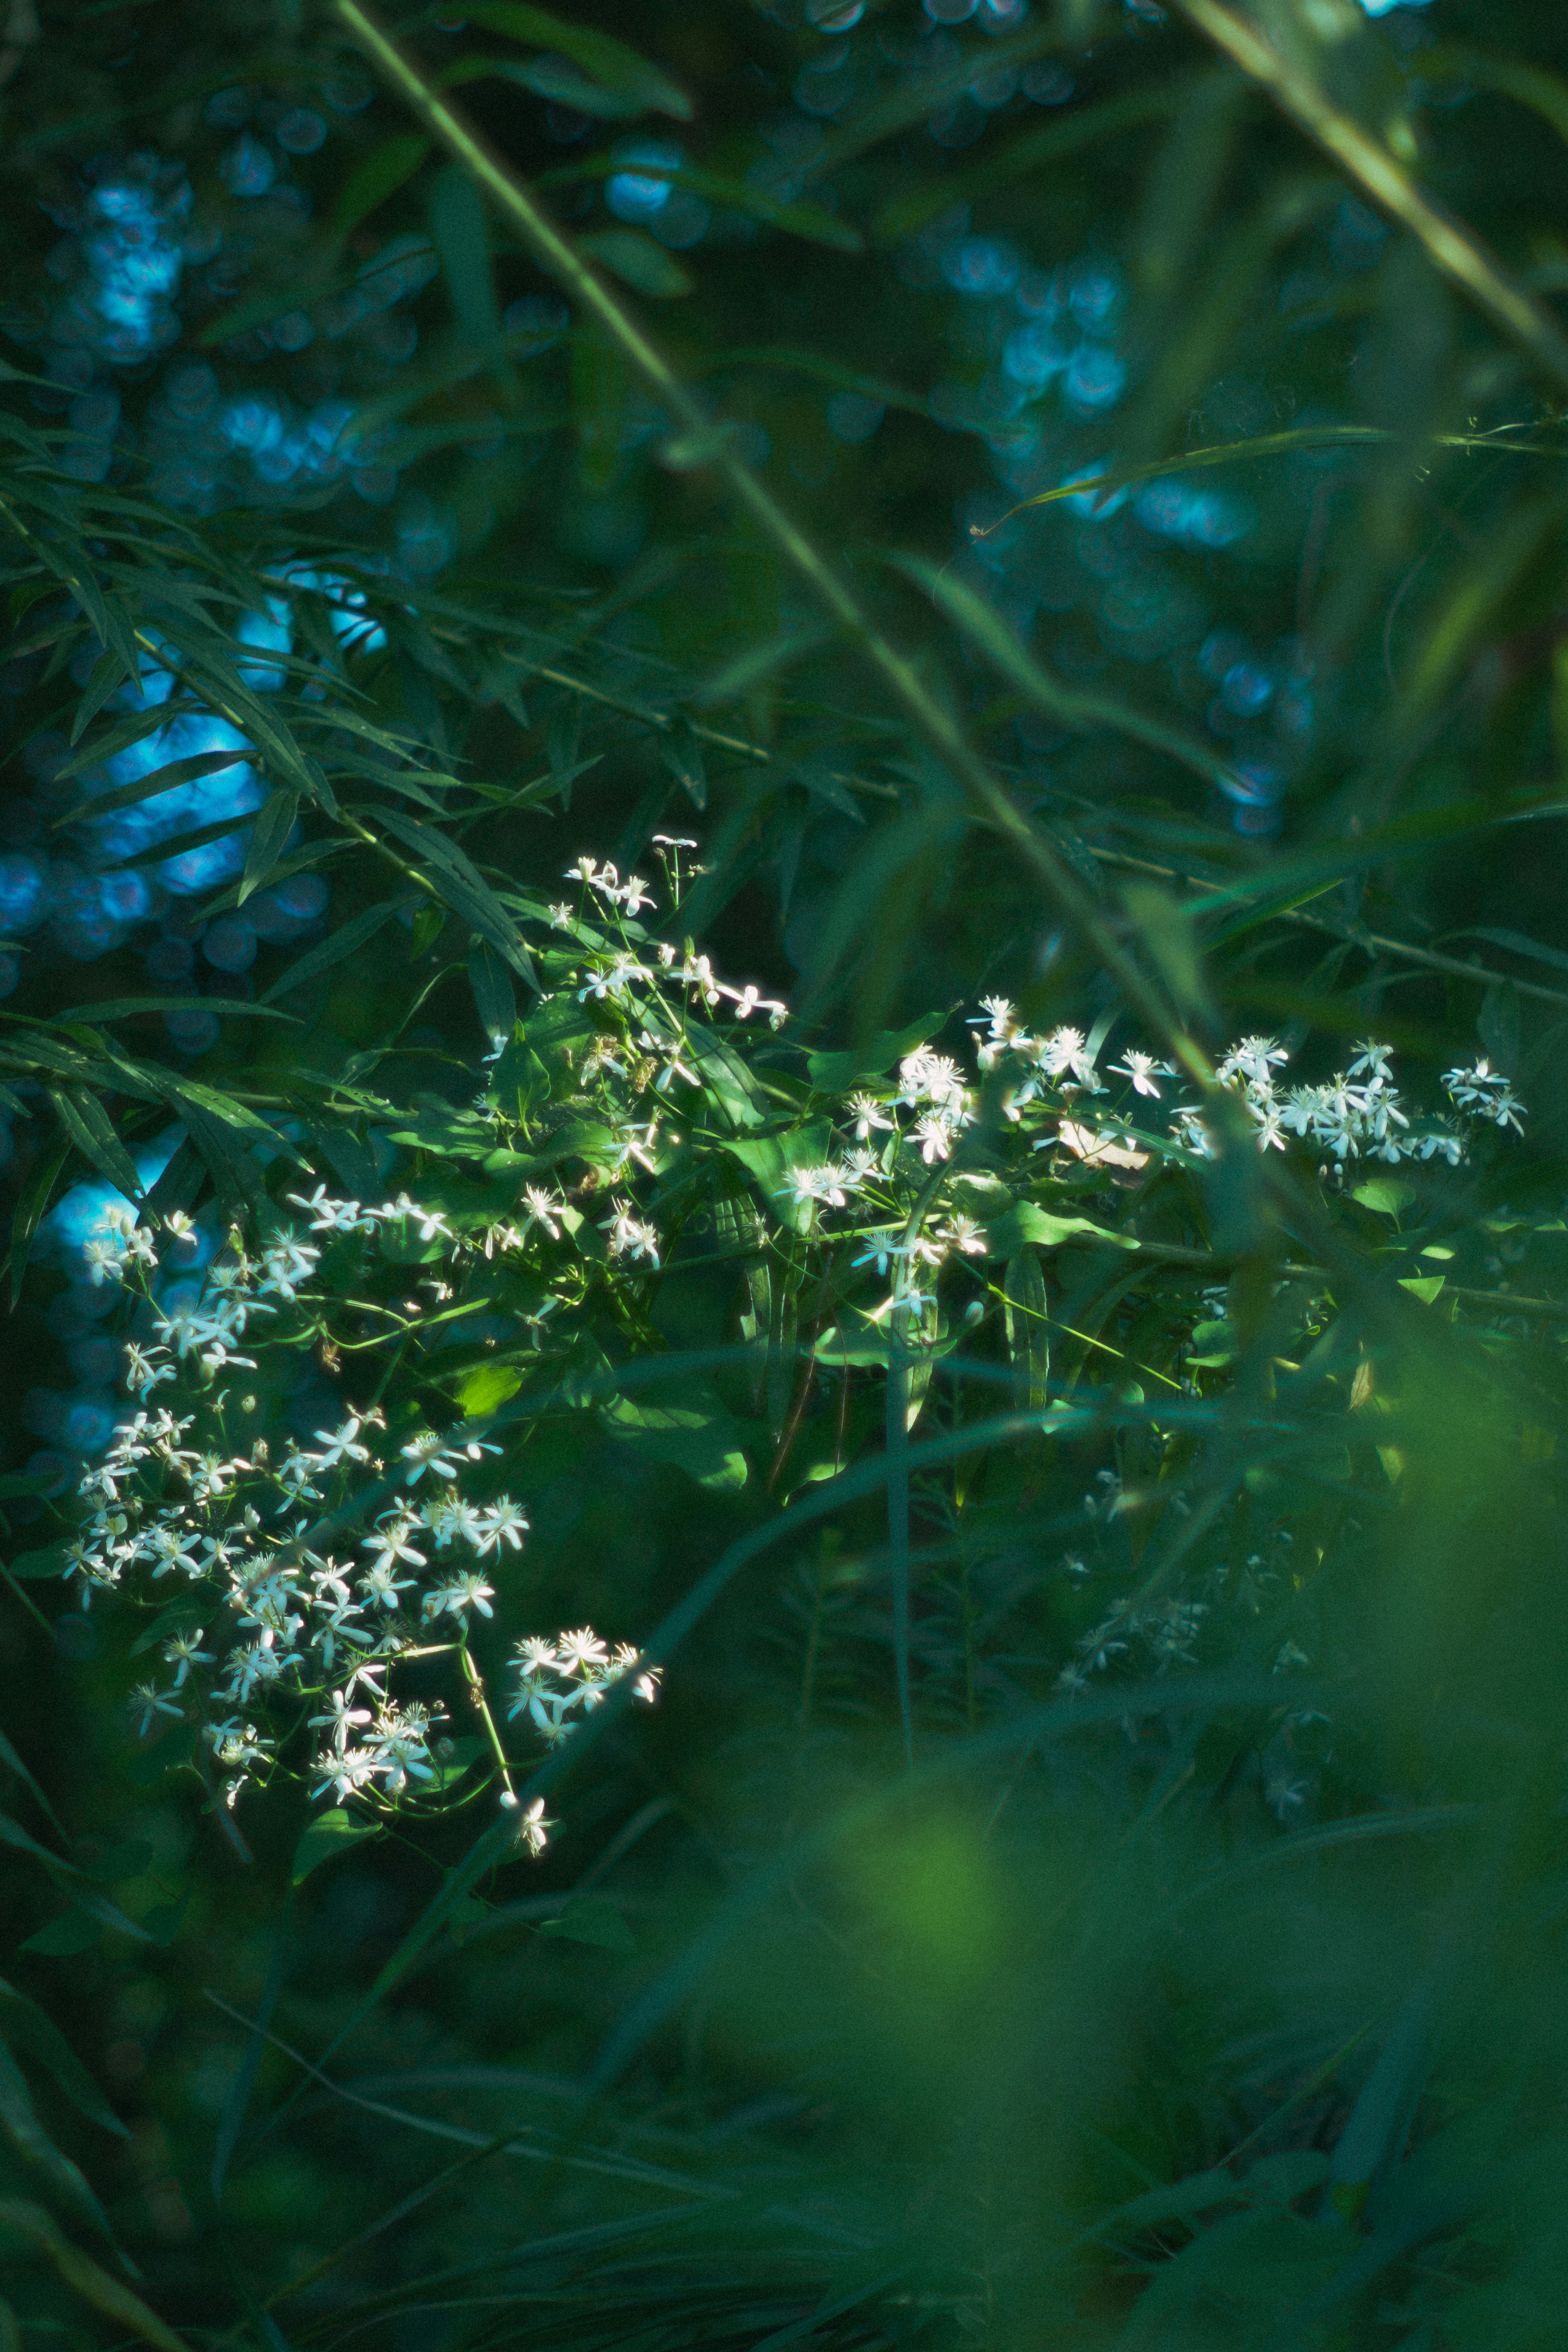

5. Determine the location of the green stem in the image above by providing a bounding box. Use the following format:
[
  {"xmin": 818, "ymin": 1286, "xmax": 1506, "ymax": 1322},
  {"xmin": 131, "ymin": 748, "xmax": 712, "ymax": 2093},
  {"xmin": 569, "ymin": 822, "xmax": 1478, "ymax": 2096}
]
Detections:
[
  {"xmin": 459, "ymin": 1637, "xmax": 517, "ymax": 1803},
  {"xmin": 1174, "ymin": 0, "xmax": 1568, "ymax": 392},
  {"xmin": 330, "ymin": 0, "xmax": 1214, "ymax": 1091}
]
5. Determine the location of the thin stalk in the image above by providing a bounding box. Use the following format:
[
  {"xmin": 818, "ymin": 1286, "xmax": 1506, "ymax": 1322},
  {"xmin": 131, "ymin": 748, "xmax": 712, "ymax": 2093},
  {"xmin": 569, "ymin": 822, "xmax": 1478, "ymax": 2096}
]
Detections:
[
  {"xmin": 459, "ymin": 1637, "xmax": 518, "ymax": 1805},
  {"xmin": 1174, "ymin": 0, "xmax": 1568, "ymax": 393},
  {"xmin": 330, "ymin": 0, "xmax": 1214, "ymax": 1091}
]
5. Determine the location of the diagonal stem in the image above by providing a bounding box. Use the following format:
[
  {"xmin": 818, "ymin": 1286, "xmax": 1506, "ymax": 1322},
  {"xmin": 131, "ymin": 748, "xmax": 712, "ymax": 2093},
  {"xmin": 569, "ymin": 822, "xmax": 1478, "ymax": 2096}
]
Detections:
[
  {"xmin": 1173, "ymin": 0, "xmax": 1568, "ymax": 393},
  {"xmin": 331, "ymin": 0, "xmax": 1214, "ymax": 1090}
]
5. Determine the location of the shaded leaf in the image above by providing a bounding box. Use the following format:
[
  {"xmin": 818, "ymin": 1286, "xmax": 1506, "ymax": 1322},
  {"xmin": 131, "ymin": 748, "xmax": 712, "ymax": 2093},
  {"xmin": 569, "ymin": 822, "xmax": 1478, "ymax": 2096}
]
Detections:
[
  {"xmin": 0, "ymin": 2199, "xmax": 188, "ymax": 2352},
  {"xmin": 292, "ymin": 1809, "xmax": 382, "ymax": 1886},
  {"xmin": 539, "ymin": 1895, "xmax": 637, "ymax": 1953},
  {"xmin": 329, "ymin": 132, "xmax": 431, "ymax": 245},
  {"xmin": 458, "ymin": 2, "xmax": 692, "ymax": 120},
  {"xmin": 579, "ymin": 229, "xmax": 693, "ymax": 299}
]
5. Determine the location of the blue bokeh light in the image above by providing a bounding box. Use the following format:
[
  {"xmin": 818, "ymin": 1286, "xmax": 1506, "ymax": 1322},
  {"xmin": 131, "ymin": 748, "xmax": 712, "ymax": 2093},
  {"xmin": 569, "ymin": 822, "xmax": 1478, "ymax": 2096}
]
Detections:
[{"xmin": 606, "ymin": 140, "xmax": 684, "ymax": 224}]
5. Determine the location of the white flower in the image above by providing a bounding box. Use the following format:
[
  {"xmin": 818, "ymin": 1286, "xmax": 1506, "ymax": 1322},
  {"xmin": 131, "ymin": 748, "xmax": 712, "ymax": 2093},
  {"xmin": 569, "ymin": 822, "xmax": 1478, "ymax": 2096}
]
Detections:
[
  {"xmin": 368, "ymin": 1719, "xmax": 435, "ymax": 1795},
  {"xmin": 311, "ymin": 1745, "xmax": 379, "ymax": 1803},
  {"xmin": 162, "ymin": 1629, "xmax": 213, "ymax": 1688},
  {"xmin": 401, "ymin": 1432, "xmax": 461, "ymax": 1483},
  {"xmin": 124, "ymin": 1343, "xmax": 176, "ymax": 1395},
  {"xmin": 375, "ymin": 1193, "xmax": 454, "ymax": 1243},
  {"xmin": 1111, "ymin": 1051, "xmax": 1169, "ymax": 1099},
  {"xmin": 518, "ymin": 1796, "xmax": 553, "ymax": 1856},
  {"xmin": 1220, "ymin": 1036, "xmax": 1290, "ymax": 1090},
  {"xmin": 514, "ymin": 1636, "xmax": 560, "ymax": 1677},
  {"xmin": 472, "ymin": 1497, "xmax": 529, "ymax": 1554},
  {"xmin": 522, "ymin": 1185, "xmax": 563, "ymax": 1241},
  {"xmin": 619, "ymin": 874, "xmax": 655, "ymax": 914},
  {"xmin": 1348, "ymin": 1040, "xmax": 1394, "ymax": 1082},
  {"xmin": 258, "ymin": 1236, "xmax": 320, "ymax": 1298},
  {"xmin": 362, "ymin": 1519, "xmax": 428, "ymax": 1575},
  {"xmin": 309, "ymin": 1690, "xmax": 373, "ymax": 1751},
  {"xmin": 914, "ymin": 1113, "xmax": 955, "ymax": 1165},
  {"xmin": 846, "ymin": 1094, "xmax": 896, "ymax": 1140},
  {"xmin": 311, "ymin": 1416, "xmax": 375, "ymax": 1469},
  {"xmin": 129, "ymin": 1682, "xmax": 184, "ymax": 1736},
  {"xmin": 602, "ymin": 1201, "xmax": 660, "ymax": 1265},
  {"xmin": 359, "ymin": 1559, "xmax": 417, "ymax": 1610},
  {"xmin": 557, "ymin": 1626, "xmax": 609, "ymax": 1675},
  {"xmin": 853, "ymin": 1228, "xmax": 901, "ymax": 1276},
  {"xmin": 422, "ymin": 1572, "xmax": 496, "ymax": 1621},
  {"xmin": 579, "ymin": 954, "xmax": 653, "ymax": 1002},
  {"xmin": 287, "ymin": 1185, "xmax": 370, "ymax": 1235}
]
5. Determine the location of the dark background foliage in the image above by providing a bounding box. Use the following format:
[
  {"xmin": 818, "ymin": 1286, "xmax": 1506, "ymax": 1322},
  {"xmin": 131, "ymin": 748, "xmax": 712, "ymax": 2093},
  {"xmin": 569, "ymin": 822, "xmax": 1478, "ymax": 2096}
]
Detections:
[{"xmin": 5, "ymin": 0, "xmax": 1568, "ymax": 2346}]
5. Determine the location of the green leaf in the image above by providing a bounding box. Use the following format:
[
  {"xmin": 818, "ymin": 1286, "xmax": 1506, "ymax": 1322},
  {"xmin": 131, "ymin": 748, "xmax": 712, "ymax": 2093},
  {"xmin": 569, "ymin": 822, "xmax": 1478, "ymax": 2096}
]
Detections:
[
  {"xmin": 17, "ymin": 1912, "xmax": 101, "ymax": 1958},
  {"xmin": 1351, "ymin": 1178, "xmax": 1417, "ymax": 1216},
  {"xmin": 49, "ymin": 996, "xmax": 298, "ymax": 1026},
  {"xmin": 468, "ymin": 938, "xmax": 517, "ymax": 1050},
  {"xmin": 9, "ymin": 1135, "xmax": 69, "ymax": 1308},
  {"xmin": 237, "ymin": 788, "xmax": 299, "ymax": 905},
  {"xmin": 49, "ymin": 1089, "xmax": 143, "ymax": 1201},
  {"xmin": 429, "ymin": 162, "xmax": 503, "ymax": 348},
  {"xmin": 441, "ymin": 52, "xmax": 648, "ymax": 120},
  {"xmin": 261, "ymin": 895, "xmax": 416, "ymax": 1006},
  {"xmin": 982, "ymin": 1203, "xmax": 1137, "ymax": 1257},
  {"xmin": 1457, "ymin": 923, "xmax": 1568, "ymax": 976},
  {"xmin": 373, "ymin": 808, "xmax": 541, "ymax": 989},
  {"xmin": 1123, "ymin": 879, "xmax": 1218, "ymax": 1028},
  {"xmin": 538, "ymin": 1894, "xmax": 637, "ymax": 1954},
  {"xmin": 457, "ymin": 2, "xmax": 692, "ymax": 120},
  {"xmin": 292, "ymin": 1809, "xmax": 383, "ymax": 1886},
  {"xmin": 0, "ymin": 1981, "xmax": 126, "ymax": 2138},
  {"xmin": 457, "ymin": 1363, "xmax": 523, "ymax": 1417},
  {"xmin": 1241, "ymin": 2150, "xmax": 1330, "ymax": 2205},
  {"xmin": 658, "ymin": 715, "xmax": 707, "ymax": 804},
  {"xmin": 600, "ymin": 1392, "xmax": 749, "ymax": 1491},
  {"xmin": 1002, "ymin": 1247, "xmax": 1049, "ymax": 1412},
  {"xmin": 1087, "ymin": 2165, "xmax": 1238, "ymax": 2239},
  {"xmin": 1398, "ymin": 1274, "xmax": 1447, "ymax": 1305},
  {"xmin": 724, "ymin": 1125, "xmax": 833, "ymax": 1230},
  {"xmin": 1187, "ymin": 1318, "xmax": 1239, "ymax": 1368},
  {"xmin": 807, "ymin": 1013, "xmax": 944, "ymax": 1094},
  {"xmin": 578, "ymin": 229, "xmax": 693, "ymax": 300},
  {"xmin": 0, "ymin": 2197, "xmax": 187, "ymax": 2352},
  {"xmin": 893, "ymin": 553, "xmax": 1238, "ymax": 795},
  {"xmin": 0, "ymin": 2042, "xmax": 117, "ymax": 2243},
  {"xmin": 68, "ymin": 646, "xmax": 129, "ymax": 746},
  {"xmin": 329, "ymin": 132, "xmax": 431, "ymax": 246},
  {"xmin": 53, "ymin": 747, "xmax": 251, "ymax": 827},
  {"xmin": 545, "ymin": 156, "xmax": 862, "ymax": 252}
]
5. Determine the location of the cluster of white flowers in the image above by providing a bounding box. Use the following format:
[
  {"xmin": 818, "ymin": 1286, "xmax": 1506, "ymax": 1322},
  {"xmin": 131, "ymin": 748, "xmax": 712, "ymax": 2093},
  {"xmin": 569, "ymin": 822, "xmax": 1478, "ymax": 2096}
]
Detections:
[
  {"xmin": 552, "ymin": 851, "xmax": 788, "ymax": 1029},
  {"xmin": 970, "ymin": 1001, "xmax": 1525, "ymax": 1169},
  {"xmin": 55, "ymin": 1200, "xmax": 657, "ymax": 1834},
  {"xmin": 509, "ymin": 1629, "xmax": 660, "ymax": 1745}
]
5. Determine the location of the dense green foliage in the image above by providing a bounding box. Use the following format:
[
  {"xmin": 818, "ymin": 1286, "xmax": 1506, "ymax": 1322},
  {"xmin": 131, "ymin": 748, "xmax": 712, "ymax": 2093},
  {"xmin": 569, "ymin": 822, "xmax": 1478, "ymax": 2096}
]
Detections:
[{"xmin": 5, "ymin": 1, "xmax": 1568, "ymax": 2346}]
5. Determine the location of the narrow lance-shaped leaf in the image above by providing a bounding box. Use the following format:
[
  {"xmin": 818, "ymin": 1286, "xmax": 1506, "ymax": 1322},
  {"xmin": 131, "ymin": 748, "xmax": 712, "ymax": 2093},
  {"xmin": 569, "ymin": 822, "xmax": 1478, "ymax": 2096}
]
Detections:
[
  {"xmin": 0, "ymin": 2043, "xmax": 120, "ymax": 2245},
  {"xmin": 48, "ymin": 1089, "xmax": 143, "ymax": 1202},
  {"xmin": 374, "ymin": 806, "xmax": 541, "ymax": 990},
  {"xmin": 893, "ymin": 552, "xmax": 1241, "ymax": 795},
  {"xmin": 8, "ymin": 1135, "xmax": 70, "ymax": 1308},
  {"xmin": 0, "ymin": 1982, "xmax": 127, "ymax": 2139},
  {"xmin": 328, "ymin": 131, "xmax": 431, "ymax": 246},
  {"xmin": 261, "ymin": 895, "xmax": 416, "ymax": 1006},
  {"xmin": 429, "ymin": 161, "xmax": 503, "ymax": 348},
  {"xmin": 457, "ymin": 1, "xmax": 692, "ymax": 120},
  {"xmin": 1002, "ymin": 1247, "xmax": 1049, "ymax": 1414},
  {"xmin": 0, "ymin": 2198, "xmax": 189, "ymax": 2352},
  {"xmin": 238, "ymin": 788, "xmax": 300, "ymax": 904}
]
